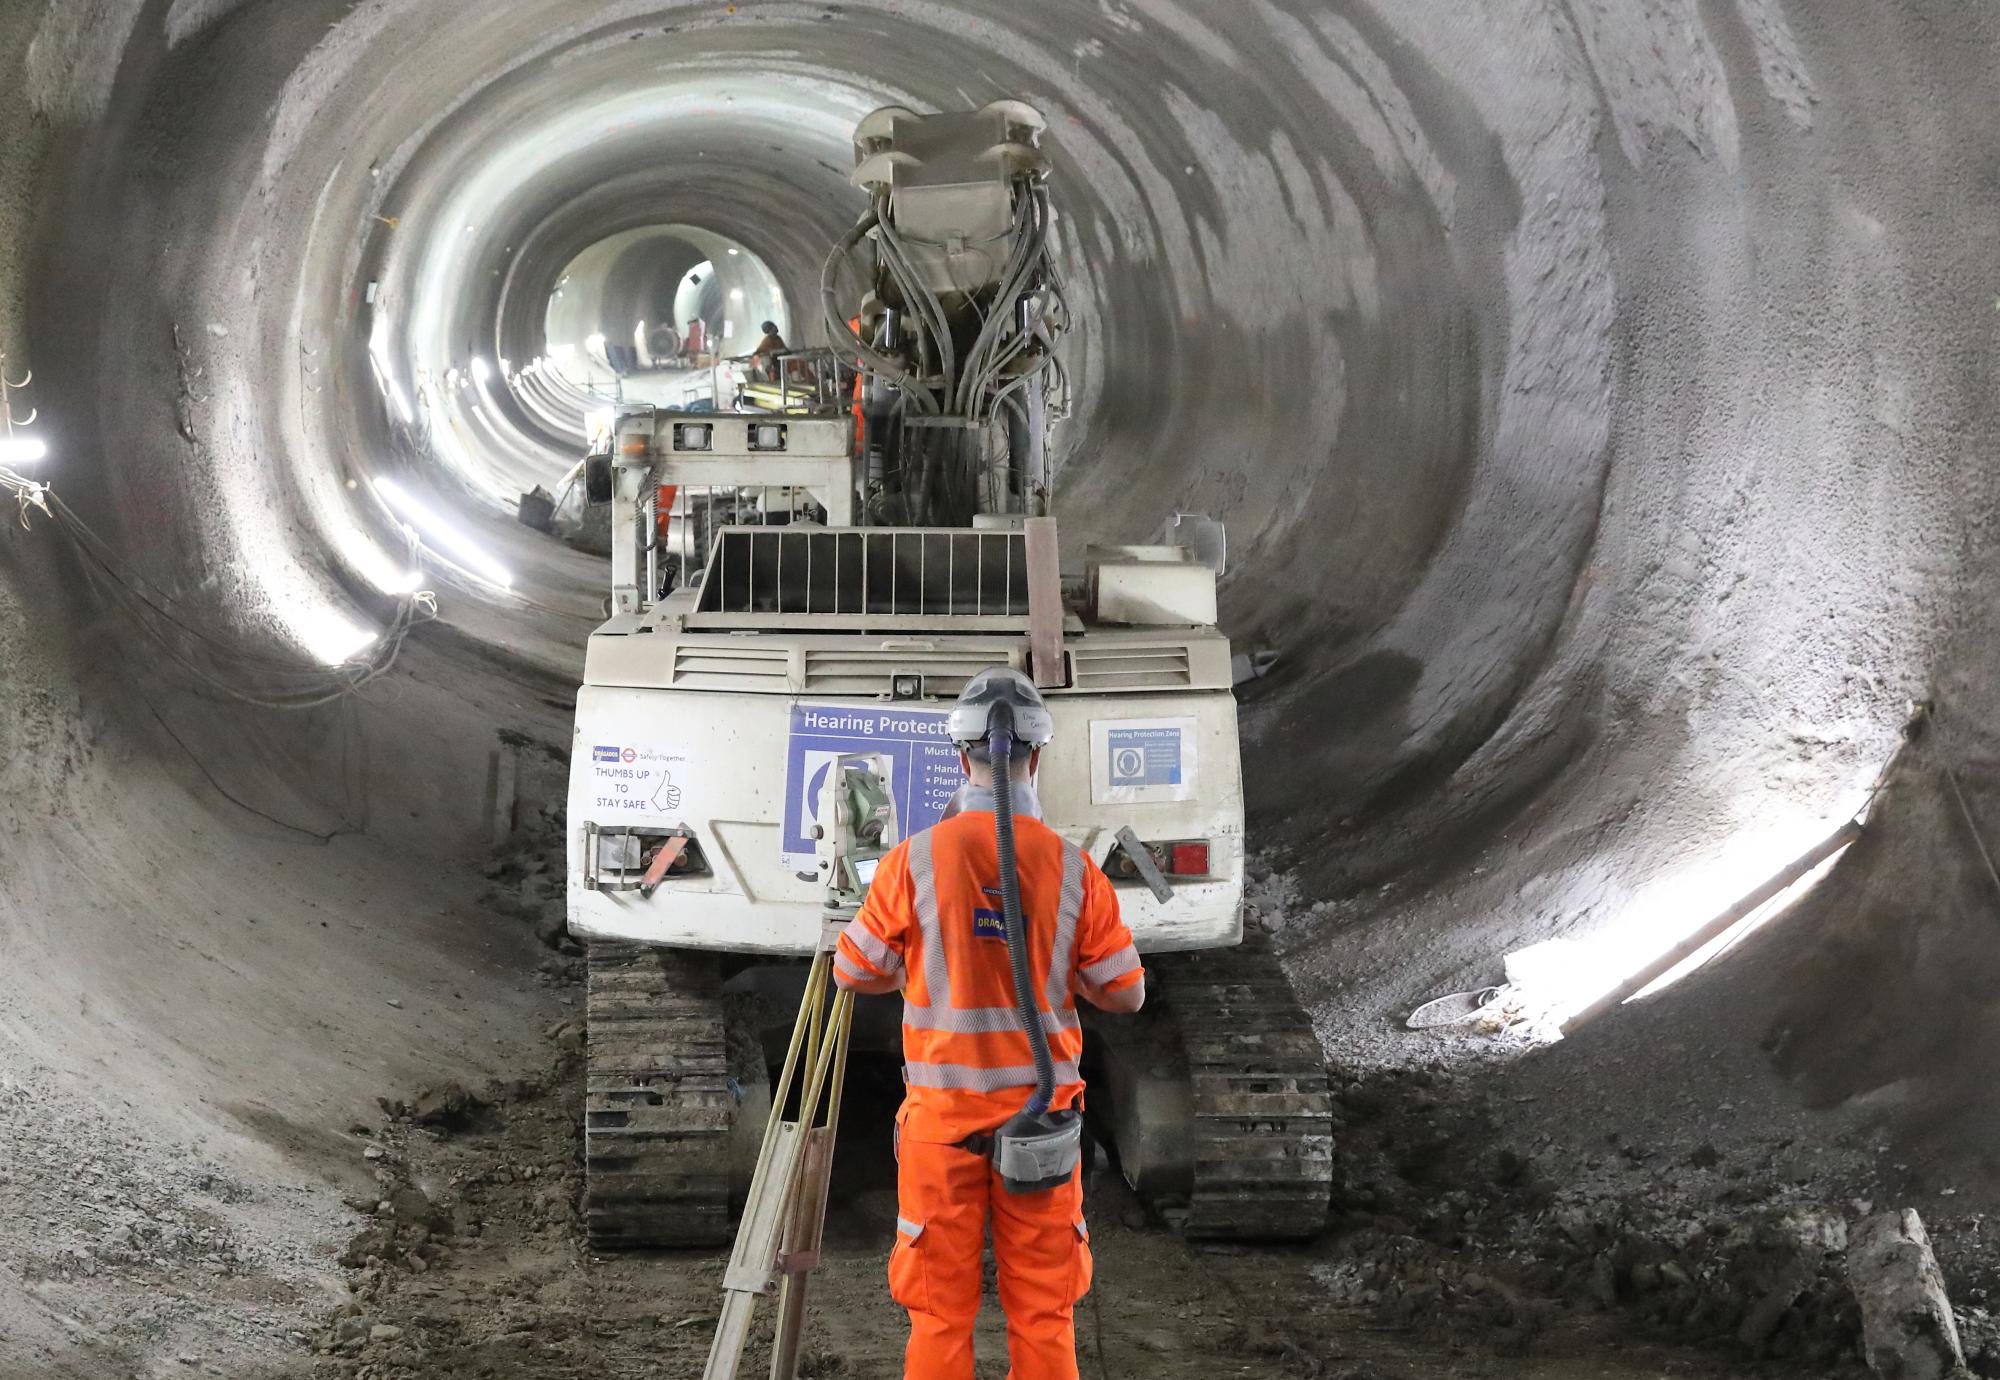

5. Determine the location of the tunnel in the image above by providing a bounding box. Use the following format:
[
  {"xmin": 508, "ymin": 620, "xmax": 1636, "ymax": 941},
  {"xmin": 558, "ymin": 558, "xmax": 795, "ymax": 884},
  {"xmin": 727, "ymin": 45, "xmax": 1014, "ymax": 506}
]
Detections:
[{"xmin": 2, "ymin": 2, "xmax": 1997, "ymax": 1376}]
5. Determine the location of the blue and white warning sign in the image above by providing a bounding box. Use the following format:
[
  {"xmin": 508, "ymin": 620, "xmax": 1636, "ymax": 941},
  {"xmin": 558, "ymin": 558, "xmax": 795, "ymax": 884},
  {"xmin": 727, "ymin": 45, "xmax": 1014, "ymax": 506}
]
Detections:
[
  {"xmin": 1090, "ymin": 716, "xmax": 1199, "ymax": 805},
  {"xmin": 1107, "ymin": 726, "xmax": 1182, "ymax": 788},
  {"xmin": 781, "ymin": 703, "xmax": 963, "ymax": 867}
]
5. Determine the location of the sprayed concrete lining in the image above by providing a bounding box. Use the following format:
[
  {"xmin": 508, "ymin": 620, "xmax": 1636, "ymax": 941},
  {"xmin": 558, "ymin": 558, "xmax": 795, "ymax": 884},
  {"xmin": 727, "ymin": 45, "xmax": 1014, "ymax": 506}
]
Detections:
[{"xmin": 1, "ymin": 0, "xmax": 1998, "ymax": 1367}]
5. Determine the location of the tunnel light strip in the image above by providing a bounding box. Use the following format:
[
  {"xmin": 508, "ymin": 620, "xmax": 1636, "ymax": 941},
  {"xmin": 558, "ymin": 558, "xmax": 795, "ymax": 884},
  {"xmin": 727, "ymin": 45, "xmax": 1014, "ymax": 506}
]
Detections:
[
  {"xmin": 1629, "ymin": 845, "xmax": 1851, "ymax": 996},
  {"xmin": 0, "ymin": 436, "xmax": 48, "ymax": 466},
  {"xmin": 469, "ymin": 357, "xmax": 506, "ymax": 423},
  {"xmin": 1509, "ymin": 781, "xmax": 1880, "ymax": 1038},
  {"xmin": 371, "ymin": 476, "xmax": 513, "ymax": 589},
  {"xmin": 368, "ymin": 316, "xmax": 416, "ymax": 427},
  {"xmin": 348, "ymin": 542, "xmax": 423, "ymax": 598},
  {"xmin": 303, "ymin": 613, "xmax": 381, "ymax": 666}
]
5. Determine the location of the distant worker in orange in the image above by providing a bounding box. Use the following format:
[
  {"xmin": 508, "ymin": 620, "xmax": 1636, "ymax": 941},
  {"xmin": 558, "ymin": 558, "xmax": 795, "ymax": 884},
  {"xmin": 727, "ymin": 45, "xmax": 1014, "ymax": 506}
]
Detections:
[
  {"xmin": 750, "ymin": 319, "xmax": 787, "ymax": 381},
  {"xmin": 849, "ymin": 313, "xmax": 866, "ymax": 450},
  {"xmin": 835, "ymin": 668, "xmax": 1146, "ymax": 1380}
]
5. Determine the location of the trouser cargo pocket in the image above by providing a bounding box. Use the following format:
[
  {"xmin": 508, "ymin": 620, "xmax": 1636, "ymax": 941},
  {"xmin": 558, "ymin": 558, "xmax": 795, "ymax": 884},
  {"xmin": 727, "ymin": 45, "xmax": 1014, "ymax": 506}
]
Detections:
[{"xmin": 889, "ymin": 1216, "xmax": 930, "ymax": 1313}]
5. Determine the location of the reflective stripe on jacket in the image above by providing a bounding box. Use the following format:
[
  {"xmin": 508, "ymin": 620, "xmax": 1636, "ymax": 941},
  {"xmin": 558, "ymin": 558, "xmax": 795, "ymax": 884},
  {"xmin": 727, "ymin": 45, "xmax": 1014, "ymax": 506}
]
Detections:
[{"xmin": 839, "ymin": 807, "xmax": 1142, "ymax": 1144}]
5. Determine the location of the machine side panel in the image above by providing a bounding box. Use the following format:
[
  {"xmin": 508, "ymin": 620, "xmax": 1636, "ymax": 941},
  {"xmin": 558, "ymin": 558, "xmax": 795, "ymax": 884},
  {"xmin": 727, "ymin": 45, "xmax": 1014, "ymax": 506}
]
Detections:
[{"xmin": 569, "ymin": 686, "xmax": 822, "ymax": 953}]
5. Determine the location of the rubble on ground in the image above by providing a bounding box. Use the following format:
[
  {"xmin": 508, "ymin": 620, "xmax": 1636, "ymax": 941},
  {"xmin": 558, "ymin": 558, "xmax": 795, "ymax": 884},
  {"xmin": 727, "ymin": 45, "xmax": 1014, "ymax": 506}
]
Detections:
[
  {"xmin": 1848, "ymin": 1210, "xmax": 1970, "ymax": 1380},
  {"xmin": 1317, "ymin": 1062, "xmax": 1994, "ymax": 1377},
  {"xmin": 315, "ymin": 1064, "xmax": 578, "ymax": 1376},
  {"xmin": 394, "ymin": 1081, "xmax": 493, "ymax": 1133},
  {"xmin": 481, "ymin": 800, "xmax": 577, "ymax": 957},
  {"xmin": 314, "ymin": 1019, "xmax": 1833, "ymax": 1380},
  {"xmin": 305, "ymin": 833, "xmax": 1998, "ymax": 1380}
]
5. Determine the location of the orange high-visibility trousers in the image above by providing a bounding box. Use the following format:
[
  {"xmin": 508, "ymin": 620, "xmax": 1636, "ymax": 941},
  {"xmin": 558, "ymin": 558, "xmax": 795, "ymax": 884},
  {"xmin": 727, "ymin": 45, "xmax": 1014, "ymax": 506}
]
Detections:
[{"xmin": 890, "ymin": 1136, "xmax": 1092, "ymax": 1380}]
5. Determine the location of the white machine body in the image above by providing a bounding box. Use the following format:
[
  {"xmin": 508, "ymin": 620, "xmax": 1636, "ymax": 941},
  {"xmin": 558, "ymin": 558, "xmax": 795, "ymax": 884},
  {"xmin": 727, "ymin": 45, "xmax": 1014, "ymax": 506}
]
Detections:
[
  {"xmin": 567, "ymin": 410, "xmax": 1244, "ymax": 958},
  {"xmin": 568, "ymin": 110, "xmax": 1246, "ymax": 961}
]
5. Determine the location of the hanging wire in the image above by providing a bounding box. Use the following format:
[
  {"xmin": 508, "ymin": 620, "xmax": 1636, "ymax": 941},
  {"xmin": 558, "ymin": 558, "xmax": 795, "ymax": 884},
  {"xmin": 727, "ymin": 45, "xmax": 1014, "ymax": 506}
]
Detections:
[
  {"xmin": 0, "ymin": 455, "xmax": 438, "ymax": 709},
  {"xmin": 1, "ymin": 353, "xmax": 37, "ymax": 436},
  {"xmin": 822, "ymin": 134, "xmax": 1070, "ymax": 527}
]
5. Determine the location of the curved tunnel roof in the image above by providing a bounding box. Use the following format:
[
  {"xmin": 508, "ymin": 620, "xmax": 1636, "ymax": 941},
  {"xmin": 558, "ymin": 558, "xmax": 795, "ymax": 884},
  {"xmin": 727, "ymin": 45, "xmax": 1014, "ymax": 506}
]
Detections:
[{"xmin": 0, "ymin": 3, "xmax": 1996, "ymax": 1364}]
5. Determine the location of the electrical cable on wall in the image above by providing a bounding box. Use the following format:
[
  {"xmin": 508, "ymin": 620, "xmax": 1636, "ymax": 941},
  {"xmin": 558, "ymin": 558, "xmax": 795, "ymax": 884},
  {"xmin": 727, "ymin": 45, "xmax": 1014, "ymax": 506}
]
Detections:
[{"xmin": 0, "ymin": 460, "xmax": 436, "ymax": 710}]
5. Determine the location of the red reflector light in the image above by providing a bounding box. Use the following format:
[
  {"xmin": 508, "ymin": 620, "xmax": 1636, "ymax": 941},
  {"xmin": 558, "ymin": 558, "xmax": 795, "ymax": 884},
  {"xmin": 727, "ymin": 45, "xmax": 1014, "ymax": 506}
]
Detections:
[{"xmin": 1167, "ymin": 842, "xmax": 1210, "ymax": 877}]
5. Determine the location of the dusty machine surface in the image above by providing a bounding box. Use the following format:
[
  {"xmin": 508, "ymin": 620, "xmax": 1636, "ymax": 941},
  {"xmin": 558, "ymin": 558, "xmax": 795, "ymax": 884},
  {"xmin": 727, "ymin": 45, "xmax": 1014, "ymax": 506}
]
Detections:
[{"xmin": 567, "ymin": 101, "xmax": 1332, "ymax": 1248}]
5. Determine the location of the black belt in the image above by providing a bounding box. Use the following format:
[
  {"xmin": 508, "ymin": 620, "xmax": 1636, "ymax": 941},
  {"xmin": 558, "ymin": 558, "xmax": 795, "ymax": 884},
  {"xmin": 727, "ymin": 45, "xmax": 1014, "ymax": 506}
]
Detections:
[{"xmin": 957, "ymin": 1132, "xmax": 996, "ymax": 1157}]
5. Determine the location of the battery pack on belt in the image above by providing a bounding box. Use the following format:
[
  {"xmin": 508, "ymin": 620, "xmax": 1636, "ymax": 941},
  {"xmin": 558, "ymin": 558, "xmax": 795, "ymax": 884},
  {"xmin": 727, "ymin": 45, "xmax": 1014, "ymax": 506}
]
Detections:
[{"xmin": 960, "ymin": 1110, "xmax": 1083, "ymax": 1194}]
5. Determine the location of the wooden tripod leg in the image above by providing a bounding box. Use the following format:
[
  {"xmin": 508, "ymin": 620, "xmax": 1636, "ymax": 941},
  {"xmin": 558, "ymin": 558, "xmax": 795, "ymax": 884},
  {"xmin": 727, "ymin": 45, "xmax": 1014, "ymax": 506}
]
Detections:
[
  {"xmin": 769, "ymin": 1124, "xmax": 839, "ymax": 1379},
  {"xmin": 704, "ymin": 970, "xmax": 855, "ymax": 1380},
  {"xmin": 705, "ymin": 1289, "xmax": 761, "ymax": 1380},
  {"xmin": 769, "ymin": 1270, "xmax": 811, "ymax": 1380}
]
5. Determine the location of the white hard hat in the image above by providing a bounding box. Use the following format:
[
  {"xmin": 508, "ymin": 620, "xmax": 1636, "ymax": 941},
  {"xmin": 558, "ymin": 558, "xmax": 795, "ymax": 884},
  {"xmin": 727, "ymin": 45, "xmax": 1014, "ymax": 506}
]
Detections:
[{"xmin": 949, "ymin": 667, "xmax": 1054, "ymax": 754}]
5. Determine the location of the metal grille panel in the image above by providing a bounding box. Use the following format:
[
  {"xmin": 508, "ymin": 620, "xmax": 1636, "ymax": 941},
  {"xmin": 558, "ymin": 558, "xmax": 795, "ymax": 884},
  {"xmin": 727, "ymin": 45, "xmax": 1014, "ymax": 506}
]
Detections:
[
  {"xmin": 801, "ymin": 647, "xmax": 1021, "ymax": 696},
  {"xmin": 669, "ymin": 643, "xmax": 792, "ymax": 692},
  {"xmin": 1067, "ymin": 643, "xmax": 1194, "ymax": 691},
  {"xmin": 696, "ymin": 528, "xmax": 1030, "ymax": 621}
]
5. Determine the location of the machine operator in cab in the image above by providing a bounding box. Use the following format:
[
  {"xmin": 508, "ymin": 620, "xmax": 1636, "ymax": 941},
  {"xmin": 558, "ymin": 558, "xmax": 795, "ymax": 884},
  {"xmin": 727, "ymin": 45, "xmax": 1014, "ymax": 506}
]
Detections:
[
  {"xmin": 834, "ymin": 669, "xmax": 1146, "ymax": 1380},
  {"xmin": 750, "ymin": 320, "xmax": 788, "ymax": 381}
]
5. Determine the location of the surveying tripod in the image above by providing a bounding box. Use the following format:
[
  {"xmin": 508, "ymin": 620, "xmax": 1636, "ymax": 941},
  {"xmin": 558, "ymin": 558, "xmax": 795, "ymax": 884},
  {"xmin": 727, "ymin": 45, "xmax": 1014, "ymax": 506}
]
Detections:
[{"xmin": 702, "ymin": 756, "xmax": 895, "ymax": 1380}]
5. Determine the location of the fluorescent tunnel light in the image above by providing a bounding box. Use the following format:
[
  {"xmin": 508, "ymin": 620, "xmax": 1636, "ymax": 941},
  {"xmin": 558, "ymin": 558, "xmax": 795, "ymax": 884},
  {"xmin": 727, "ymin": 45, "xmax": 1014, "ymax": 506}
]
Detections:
[
  {"xmin": 304, "ymin": 614, "xmax": 380, "ymax": 666},
  {"xmin": 371, "ymin": 476, "xmax": 513, "ymax": 589},
  {"xmin": 0, "ymin": 436, "xmax": 48, "ymax": 466}
]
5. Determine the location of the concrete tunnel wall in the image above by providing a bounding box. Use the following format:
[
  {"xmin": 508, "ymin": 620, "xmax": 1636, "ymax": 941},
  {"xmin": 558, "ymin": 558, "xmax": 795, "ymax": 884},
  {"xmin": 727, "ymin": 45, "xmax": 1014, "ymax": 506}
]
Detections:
[{"xmin": 1, "ymin": 0, "xmax": 1998, "ymax": 1245}]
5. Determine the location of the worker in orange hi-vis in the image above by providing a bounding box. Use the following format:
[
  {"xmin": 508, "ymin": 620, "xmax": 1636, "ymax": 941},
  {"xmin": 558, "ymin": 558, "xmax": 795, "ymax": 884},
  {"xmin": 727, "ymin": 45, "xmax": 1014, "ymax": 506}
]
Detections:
[
  {"xmin": 848, "ymin": 315, "xmax": 865, "ymax": 451},
  {"xmin": 835, "ymin": 668, "xmax": 1146, "ymax": 1380}
]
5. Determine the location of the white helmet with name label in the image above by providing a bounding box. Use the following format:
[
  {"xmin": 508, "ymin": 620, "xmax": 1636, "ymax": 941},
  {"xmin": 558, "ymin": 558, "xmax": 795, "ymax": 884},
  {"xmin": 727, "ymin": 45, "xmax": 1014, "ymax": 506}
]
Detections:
[{"xmin": 948, "ymin": 667, "xmax": 1054, "ymax": 757}]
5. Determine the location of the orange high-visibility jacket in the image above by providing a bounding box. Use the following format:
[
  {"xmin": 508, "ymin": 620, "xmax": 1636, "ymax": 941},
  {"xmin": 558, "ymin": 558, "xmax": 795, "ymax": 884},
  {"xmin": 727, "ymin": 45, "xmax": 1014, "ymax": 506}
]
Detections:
[{"xmin": 838, "ymin": 804, "xmax": 1144, "ymax": 1144}]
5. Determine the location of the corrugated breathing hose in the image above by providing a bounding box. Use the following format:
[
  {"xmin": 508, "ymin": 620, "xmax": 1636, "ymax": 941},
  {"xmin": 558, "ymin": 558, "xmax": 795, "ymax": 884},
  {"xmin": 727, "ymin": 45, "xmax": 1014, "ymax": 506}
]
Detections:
[{"xmin": 986, "ymin": 701, "xmax": 1057, "ymax": 1116}]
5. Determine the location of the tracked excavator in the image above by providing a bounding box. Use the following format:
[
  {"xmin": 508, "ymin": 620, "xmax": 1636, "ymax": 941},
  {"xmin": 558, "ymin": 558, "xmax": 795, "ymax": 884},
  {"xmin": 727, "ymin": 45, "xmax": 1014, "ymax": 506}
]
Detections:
[{"xmin": 566, "ymin": 101, "xmax": 1332, "ymax": 1249}]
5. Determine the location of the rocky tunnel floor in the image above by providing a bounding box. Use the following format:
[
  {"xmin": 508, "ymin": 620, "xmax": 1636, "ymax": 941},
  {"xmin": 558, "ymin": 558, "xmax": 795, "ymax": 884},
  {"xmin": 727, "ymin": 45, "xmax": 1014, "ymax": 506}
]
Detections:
[
  {"xmin": 301, "ymin": 813, "xmax": 2000, "ymax": 1380},
  {"xmin": 306, "ymin": 1029, "xmax": 1870, "ymax": 1380},
  {"xmin": 324, "ymin": 993, "xmax": 2000, "ymax": 1380},
  {"xmin": 12, "ymin": 812, "xmax": 2000, "ymax": 1380}
]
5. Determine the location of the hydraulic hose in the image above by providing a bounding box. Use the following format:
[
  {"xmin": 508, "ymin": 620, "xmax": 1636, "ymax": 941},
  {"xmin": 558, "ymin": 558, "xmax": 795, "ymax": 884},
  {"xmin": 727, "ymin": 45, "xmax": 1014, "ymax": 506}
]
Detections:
[
  {"xmin": 820, "ymin": 209, "xmax": 937, "ymax": 412},
  {"xmin": 987, "ymin": 703, "xmax": 1057, "ymax": 1117}
]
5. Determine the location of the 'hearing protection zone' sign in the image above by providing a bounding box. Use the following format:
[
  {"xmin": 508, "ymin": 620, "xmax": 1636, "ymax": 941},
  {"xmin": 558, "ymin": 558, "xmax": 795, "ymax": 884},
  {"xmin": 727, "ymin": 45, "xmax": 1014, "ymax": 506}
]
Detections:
[
  {"xmin": 1090, "ymin": 717, "xmax": 1198, "ymax": 805},
  {"xmin": 781, "ymin": 703, "xmax": 962, "ymax": 868}
]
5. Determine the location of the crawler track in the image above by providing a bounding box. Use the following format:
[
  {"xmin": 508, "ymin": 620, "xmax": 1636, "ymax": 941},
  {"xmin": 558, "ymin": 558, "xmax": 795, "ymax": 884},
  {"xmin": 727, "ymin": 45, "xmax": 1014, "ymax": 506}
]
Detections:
[
  {"xmin": 583, "ymin": 943, "xmax": 739, "ymax": 1249},
  {"xmin": 1164, "ymin": 943, "xmax": 1335, "ymax": 1239}
]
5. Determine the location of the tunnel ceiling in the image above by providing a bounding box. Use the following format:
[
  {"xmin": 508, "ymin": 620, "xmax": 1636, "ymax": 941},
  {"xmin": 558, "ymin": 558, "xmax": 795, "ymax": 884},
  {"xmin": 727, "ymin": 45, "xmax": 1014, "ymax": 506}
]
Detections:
[{"xmin": 5, "ymin": 0, "xmax": 2000, "ymax": 1159}]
